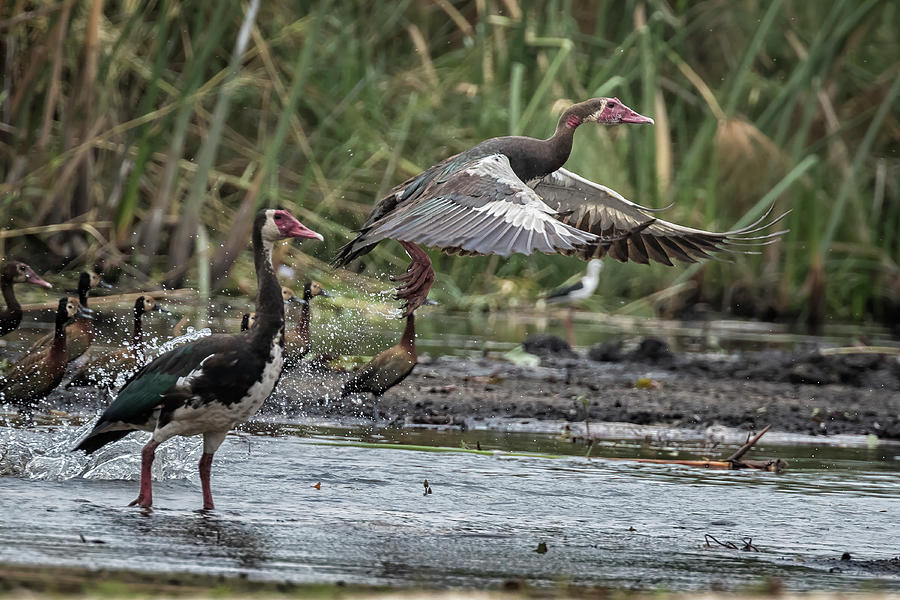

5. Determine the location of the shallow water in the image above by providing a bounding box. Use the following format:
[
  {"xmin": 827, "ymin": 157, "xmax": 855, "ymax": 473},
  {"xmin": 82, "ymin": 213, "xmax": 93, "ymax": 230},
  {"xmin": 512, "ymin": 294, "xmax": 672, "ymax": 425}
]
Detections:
[
  {"xmin": 6, "ymin": 299, "xmax": 900, "ymax": 364},
  {"xmin": 1, "ymin": 422, "xmax": 897, "ymax": 591}
]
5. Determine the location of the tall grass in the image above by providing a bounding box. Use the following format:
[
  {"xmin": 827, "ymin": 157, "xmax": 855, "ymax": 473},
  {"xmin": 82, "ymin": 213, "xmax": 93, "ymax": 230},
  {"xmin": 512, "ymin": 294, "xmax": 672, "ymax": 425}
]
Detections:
[{"xmin": 0, "ymin": 1, "xmax": 897, "ymax": 327}]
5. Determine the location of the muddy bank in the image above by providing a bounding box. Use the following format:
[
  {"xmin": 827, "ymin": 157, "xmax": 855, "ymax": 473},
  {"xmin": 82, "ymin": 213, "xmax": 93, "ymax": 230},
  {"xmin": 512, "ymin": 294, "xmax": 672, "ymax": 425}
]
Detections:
[
  {"xmin": 4, "ymin": 562, "xmax": 895, "ymax": 599},
  {"xmin": 15, "ymin": 335, "xmax": 900, "ymax": 440},
  {"xmin": 264, "ymin": 336, "xmax": 900, "ymax": 440}
]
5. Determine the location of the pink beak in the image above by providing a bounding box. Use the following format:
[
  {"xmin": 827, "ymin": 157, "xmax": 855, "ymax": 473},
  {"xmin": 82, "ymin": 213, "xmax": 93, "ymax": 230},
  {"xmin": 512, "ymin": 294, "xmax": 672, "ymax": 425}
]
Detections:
[
  {"xmin": 620, "ymin": 108, "xmax": 655, "ymax": 125},
  {"xmin": 25, "ymin": 267, "xmax": 53, "ymax": 289},
  {"xmin": 284, "ymin": 220, "xmax": 324, "ymax": 241}
]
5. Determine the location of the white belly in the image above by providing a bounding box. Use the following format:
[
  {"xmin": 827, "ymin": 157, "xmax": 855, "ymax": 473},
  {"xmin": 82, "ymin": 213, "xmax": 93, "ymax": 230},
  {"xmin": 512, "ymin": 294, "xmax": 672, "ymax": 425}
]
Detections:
[{"xmin": 156, "ymin": 339, "xmax": 283, "ymax": 441}]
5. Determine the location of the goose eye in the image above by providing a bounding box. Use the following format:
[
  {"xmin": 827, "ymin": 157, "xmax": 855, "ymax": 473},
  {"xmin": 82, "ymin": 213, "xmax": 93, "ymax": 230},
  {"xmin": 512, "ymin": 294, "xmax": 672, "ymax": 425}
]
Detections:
[
  {"xmin": 274, "ymin": 214, "xmax": 283, "ymax": 220},
  {"xmin": 608, "ymin": 101, "xmax": 617, "ymax": 108}
]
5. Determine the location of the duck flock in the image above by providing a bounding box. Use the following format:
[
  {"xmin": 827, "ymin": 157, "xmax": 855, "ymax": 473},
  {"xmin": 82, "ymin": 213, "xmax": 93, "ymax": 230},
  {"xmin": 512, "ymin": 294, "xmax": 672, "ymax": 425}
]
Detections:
[{"xmin": 0, "ymin": 97, "xmax": 786, "ymax": 510}]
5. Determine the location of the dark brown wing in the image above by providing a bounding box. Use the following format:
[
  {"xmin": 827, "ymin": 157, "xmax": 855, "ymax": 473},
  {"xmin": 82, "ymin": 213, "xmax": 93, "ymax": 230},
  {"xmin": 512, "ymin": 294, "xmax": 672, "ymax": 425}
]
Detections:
[
  {"xmin": 534, "ymin": 168, "xmax": 788, "ymax": 265},
  {"xmin": 361, "ymin": 154, "xmax": 599, "ymax": 258}
]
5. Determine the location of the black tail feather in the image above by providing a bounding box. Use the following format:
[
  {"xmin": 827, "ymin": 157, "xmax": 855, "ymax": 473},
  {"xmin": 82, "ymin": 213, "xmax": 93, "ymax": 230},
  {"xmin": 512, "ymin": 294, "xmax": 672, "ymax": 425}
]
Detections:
[
  {"xmin": 73, "ymin": 429, "xmax": 132, "ymax": 454},
  {"xmin": 331, "ymin": 236, "xmax": 376, "ymax": 268}
]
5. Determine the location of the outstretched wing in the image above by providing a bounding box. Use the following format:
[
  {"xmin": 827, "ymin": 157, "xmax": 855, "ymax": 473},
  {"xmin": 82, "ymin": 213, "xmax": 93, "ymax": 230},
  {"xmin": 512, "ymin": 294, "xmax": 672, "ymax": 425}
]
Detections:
[
  {"xmin": 360, "ymin": 154, "xmax": 599, "ymax": 258},
  {"xmin": 534, "ymin": 168, "xmax": 788, "ymax": 265}
]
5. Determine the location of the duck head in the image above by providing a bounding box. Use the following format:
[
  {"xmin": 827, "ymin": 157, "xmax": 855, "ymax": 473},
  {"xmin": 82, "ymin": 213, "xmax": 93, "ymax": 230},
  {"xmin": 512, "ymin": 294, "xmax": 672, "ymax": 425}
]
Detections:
[
  {"xmin": 61, "ymin": 297, "xmax": 93, "ymax": 322},
  {"xmin": 261, "ymin": 209, "xmax": 324, "ymax": 243},
  {"xmin": 3, "ymin": 261, "xmax": 52, "ymax": 289},
  {"xmin": 281, "ymin": 286, "xmax": 300, "ymax": 304},
  {"xmin": 88, "ymin": 270, "xmax": 112, "ymax": 290},
  {"xmin": 564, "ymin": 97, "xmax": 654, "ymax": 127},
  {"xmin": 306, "ymin": 281, "xmax": 331, "ymax": 299},
  {"xmin": 135, "ymin": 295, "xmax": 163, "ymax": 317}
]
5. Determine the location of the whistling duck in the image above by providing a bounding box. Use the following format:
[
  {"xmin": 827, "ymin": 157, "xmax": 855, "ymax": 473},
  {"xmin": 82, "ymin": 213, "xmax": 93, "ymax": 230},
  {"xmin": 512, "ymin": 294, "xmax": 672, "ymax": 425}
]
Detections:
[
  {"xmin": 30, "ymin": 271, "xmax": 110, "ymax": 361},
  {"xmin": 340, "ymin": 299, "xmax": 435, "ymax": 420},
  {"xmin": 545, "ymin": 259, "xmax": 603, "ymax": 347},
  {"xmin": 284, "ymin": 281, "xmax": 330, "ymax": 367},
  {"xmin": 67, "ymin": 296, "xmax": 164, "ymax": 389},
  {"xmin": 0, "ymin": 297, "xmax": 88, "ymax": 413},
  {"xmin": 0, "ymin": 261, "xmax": 53, "ymax": 336},
  {"xmin": 74, "ymin": 209, "xmax": 323, "ymax": 510},
  {"xmin": 240, "ymin": 312, "xmax": 256, "ymax": 331},
  {"xmin": 333, "ymin": 97, "xmax": 786, "ymax": 314}
]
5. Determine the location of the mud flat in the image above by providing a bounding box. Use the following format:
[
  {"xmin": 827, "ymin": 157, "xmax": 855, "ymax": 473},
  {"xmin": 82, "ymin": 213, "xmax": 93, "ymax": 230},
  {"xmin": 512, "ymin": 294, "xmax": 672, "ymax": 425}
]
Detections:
[
  {"xmin": 267, "ymin": 336, "xmax": 900, "ymax": 441},
  {"xmin": 15, "ymin": 334, "xmax": 900, "ymax": 442}
]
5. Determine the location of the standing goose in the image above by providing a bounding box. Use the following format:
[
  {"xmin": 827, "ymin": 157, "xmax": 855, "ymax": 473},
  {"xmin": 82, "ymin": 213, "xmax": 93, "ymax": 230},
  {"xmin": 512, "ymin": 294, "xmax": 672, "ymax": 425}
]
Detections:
[
  {"xmin": 333, "ymin": 97, "xmax": 786, "ymax": 314},
  {"xmin": 0, "ymin": 297, "xmax": 87, "ymax": 413},
  {"xmin": 74, "ymin": 209, "xmax": 322, "ymax": 510},
  {"xmin": 67, "ymin": 295, "xmax": 164, "ymax": 389},
  {"xmin": 545, "ymin": 259, "xmax": 603, "ymax": 347},
  {"xmin": 0, "ymin": 261, "xmax": 53, "ymax": 336},
  {"xmin": 284, "ymin": 281, "xmax": 330, "ymax": 367},
  {"xmin": 30, "ymin": 271, "xmax": 109, "ymax": 361}
]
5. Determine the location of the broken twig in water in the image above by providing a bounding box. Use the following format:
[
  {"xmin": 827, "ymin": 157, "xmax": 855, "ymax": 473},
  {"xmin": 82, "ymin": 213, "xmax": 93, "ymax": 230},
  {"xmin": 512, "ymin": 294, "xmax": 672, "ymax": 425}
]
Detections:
[
  {"xmin": 726, "ymin": 424, "xmax": 771, "ymax": 464},
  {"xmin": 704, "ymin": 535, "xmax": 759, "ymax": 552},
  {"xmin": 603, "ymin": 425, "xmax": 786, "ymax": 472}
]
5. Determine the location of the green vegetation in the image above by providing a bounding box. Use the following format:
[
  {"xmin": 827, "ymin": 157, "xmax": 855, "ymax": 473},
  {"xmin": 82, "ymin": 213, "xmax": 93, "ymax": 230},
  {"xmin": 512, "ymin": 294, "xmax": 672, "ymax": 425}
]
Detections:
[{"xmin": 1, "ymin": 1, "xmax": 897, "ymax": 327}]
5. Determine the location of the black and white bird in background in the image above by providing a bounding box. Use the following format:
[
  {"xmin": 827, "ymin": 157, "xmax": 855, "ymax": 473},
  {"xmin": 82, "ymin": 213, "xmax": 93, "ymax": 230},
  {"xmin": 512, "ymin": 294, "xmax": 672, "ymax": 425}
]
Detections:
[{"xmin": 544, "ymin": 259, "xmax": 603, "ymax": 347}]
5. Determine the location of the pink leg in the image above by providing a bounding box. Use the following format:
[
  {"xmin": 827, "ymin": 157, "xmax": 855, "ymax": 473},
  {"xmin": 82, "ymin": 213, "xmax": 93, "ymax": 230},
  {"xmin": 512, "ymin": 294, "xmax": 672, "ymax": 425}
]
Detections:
[
  {"xmin": 129, "ymin": 439, "xmax": 160, "ymax": 508},
  {"xmin": 393, "ymin": 241, "xmax": 435, "ymax": 316},
  {"xmin": 199, "ymin": 453, "xmax": 215, "ymax": 510}
]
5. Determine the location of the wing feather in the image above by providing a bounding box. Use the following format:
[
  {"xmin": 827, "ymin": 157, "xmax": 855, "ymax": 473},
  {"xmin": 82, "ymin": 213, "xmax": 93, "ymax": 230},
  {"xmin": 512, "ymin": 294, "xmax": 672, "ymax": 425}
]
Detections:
[
  {"xmin": 363, "ymin": 154, "xmax": 601, "ymax": 257},
  {"xmin": 535, "ymin": 168, "xmax": 789, "ymax": 264}
]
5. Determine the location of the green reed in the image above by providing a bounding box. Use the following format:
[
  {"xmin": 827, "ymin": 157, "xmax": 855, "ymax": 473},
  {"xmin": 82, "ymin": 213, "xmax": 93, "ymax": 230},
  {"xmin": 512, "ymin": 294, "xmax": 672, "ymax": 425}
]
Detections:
[{"xmin": 0, "ymin": 0, "xmax": 897, "ymax": 327}]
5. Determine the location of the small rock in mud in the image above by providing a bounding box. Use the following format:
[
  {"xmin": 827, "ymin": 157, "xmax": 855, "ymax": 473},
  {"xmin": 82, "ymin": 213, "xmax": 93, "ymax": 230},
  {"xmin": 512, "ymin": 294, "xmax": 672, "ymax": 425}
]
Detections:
[
  {"xmin": 821, "ymin": 556, "xmax": 900, "ymax": 576},
  {"xmin": 588, "ymin": 340, "xmax": 624, "ymax": 362},
  {"xmin": 630, "ymin": 337, "xmax": 674, "ymax": 363},
  {"xmin": 523, "ymin": 334, "xmax": 576, "ymax": 358}
]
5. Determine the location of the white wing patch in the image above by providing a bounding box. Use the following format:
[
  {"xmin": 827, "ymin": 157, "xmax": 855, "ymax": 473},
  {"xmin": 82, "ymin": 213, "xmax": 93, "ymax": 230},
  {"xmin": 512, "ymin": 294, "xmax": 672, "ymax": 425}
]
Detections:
[{"xmin": 175, "ymin": 353, "xmax": 215, "ymax": 391}]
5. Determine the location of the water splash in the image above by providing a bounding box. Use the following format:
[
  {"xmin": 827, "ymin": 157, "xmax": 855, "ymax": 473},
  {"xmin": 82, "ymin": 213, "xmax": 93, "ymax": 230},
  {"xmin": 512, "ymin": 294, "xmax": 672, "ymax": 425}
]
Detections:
[
  {"xmin": 149, "ymin": 326, "xmax": 213, "ymax": 357},
  {"xmin": 0, "ymin": 422, "xmax": 203, "ymax": 482}
]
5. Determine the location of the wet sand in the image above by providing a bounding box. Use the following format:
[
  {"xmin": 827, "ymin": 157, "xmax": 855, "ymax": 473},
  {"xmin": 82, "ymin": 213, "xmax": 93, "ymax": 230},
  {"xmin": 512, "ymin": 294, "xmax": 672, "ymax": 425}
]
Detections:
[{"xmin": 268, "ymin": 336, "xmax": 900, "ymax": 440}]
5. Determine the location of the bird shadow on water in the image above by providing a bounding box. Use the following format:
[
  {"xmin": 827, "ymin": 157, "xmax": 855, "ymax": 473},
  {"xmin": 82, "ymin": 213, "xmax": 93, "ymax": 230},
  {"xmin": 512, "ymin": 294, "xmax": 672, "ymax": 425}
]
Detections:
[{"xmin": 106, "ymin": 506, "xmax": 269, "ymax": 570}]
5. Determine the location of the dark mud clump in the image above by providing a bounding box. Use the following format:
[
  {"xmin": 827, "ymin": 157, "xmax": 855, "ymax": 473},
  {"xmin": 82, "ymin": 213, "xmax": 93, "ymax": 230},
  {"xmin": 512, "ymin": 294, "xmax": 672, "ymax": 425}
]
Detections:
[
  {"xmin": 819, "ymin": 555, "xmax": 900, "ymax": 577},
  {"xmin": 522, "ymin": 334, "xmax": 577, "ymax": 358},
  {"xmin": 588, "ymin": 337, "xmax": 900, "ymax": 392}
]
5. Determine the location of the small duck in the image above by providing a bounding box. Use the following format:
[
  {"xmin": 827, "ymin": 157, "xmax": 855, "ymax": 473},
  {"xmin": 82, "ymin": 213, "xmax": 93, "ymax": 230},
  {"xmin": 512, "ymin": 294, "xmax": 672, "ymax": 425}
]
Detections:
[
  {"xmin": 284, "ymin": 281, "xmax": 330, "ymax": 367},
  {"xmin": 1, "ymin": 297, "xmax": 89, "ymax": 413},
  {"xmin": 67, "ymin": 295, "xmax": 164, "ymax": 389},
  {"xmin": 340, "ymin": 299, "xmax": 434, "ymax": 420},
  {"xmin": 30, "ymin": 270, "xmax": 110, "ymax": 361},
  {"xmin": 1, "ymin": 261, "xmax": 53, "ymax": 337}
]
